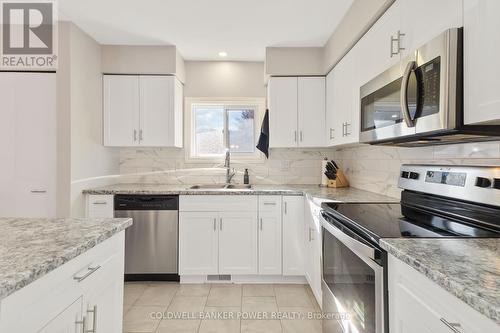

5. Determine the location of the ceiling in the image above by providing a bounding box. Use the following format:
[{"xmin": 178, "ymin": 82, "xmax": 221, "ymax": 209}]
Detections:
[{"xmin": 58, "ymin": 0, "xmax": 353, "ymax": 61}]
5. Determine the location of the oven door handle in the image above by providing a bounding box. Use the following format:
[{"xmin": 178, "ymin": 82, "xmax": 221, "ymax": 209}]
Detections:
[
  {"xmin": 321, "ymin": 216, "xmax": 376, "ymax": 261},
  {"xmin": 401, "ymin": 60, "xmax": 417, "ymax": 128}
]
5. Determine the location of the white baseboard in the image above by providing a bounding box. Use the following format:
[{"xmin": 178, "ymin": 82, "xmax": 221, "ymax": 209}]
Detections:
[{"xmin": 180, "ymin": 275, "xmax": 307, "ymax": 284}]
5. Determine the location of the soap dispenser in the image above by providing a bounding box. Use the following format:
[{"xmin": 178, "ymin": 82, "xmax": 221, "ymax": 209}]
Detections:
[{"xmin": 243, "ymin": 169, "xmax": 250, "ymax": 184}]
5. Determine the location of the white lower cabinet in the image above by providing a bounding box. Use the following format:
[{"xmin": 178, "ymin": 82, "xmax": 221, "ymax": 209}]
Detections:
[
  {"xmin": 179, "ymin": 195, "xmax": 306, "ymax": 279},
  {"xmin": 304, "ymin": 198, "xmax": 323, "ymax": 307},
  {"xmin": 388, "ymin": 254, "xmax": 499, "ymax": 333},
  {"xmin": 179, "ymin": 196, "xmax": 259, "ymax": 276},
  {"xmin": 258, "ymin": 196, "xmax": 283, "ymax": 275},
  {"xmin": 219, "ymin": 211, "xmax": 258, "ymax": 275},
  {"xmin": 0, "ymin": 232, "xmax": 125, "ymax": 333},
  {"xmin": 282, "ymin": 196, "xmax": 305, "ymax": 276},
  {"xmin": 179, "ymin": 212, "xmax": 219, "ymax": 275},
  {"xmin": 87, "ymin": 195, "xmax": 114, "ymax": 218},
  {"xmin": 38, "ymin": 297, "xmax": 83, "ymax": 333}
]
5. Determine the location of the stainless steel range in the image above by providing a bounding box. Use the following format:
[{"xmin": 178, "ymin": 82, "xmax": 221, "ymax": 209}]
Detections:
[{"xmin": 320, "ymin": 165, "xmax": 500, "ymax": 333}]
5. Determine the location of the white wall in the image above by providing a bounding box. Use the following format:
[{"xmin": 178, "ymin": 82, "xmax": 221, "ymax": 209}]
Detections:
[
  {"xmin": 68, "ymin": 23, "xmax": 120, "ymax": 217},
  {"xmin": 101, "ymin": 45, "xmax": 186, "ymax": 82},
  {"xmin": 184, "ymin": 61, "xmax": 266, "ymax": 97},
  {"xmin": 265, "ymin": 47, "xmax": 324, "ymax": 76}
]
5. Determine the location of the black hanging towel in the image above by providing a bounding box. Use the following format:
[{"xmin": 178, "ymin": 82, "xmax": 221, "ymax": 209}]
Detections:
[{"xmin": 256, "ymin": 109, "xmax": 270, "ymax": 158}]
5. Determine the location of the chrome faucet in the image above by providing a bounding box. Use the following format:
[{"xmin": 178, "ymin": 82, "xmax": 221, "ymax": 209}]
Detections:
[{"xmin": 224, "ymin": 149, "xmax": 236, "ymax": 184}]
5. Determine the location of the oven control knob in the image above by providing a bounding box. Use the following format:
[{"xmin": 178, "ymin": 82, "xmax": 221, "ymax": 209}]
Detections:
[
  {"xmin": 475, "ymin": 177, "xmax": 492, "ymax": 188},
  {"xmin": 409, "ymin": 172, "xmax": 420, "ymax": 180},
  {"xmin": 493, "ymin": 179, "xmax": 500, "ymax": 190}
]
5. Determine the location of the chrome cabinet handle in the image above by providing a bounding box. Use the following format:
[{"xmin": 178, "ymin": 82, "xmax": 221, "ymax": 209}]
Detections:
[
  {"xmin": 308, "ymin": 228, "xmax": 312, "ymax": 242},
  {"xmin": 329, "ymin": 128, "xmax": 334, "ymax": 140},
  {"xmin": 75, "ymin": 316, "xmax": 86, "ymax": 333},
  {"xmin": 74, "ymin": 265, "xmax": 101, "ymax": 282},
  {"xmin": 92, "ymin": 201, "xmax": 107, "ymax": 205},
  {"xmin": 284, "ymin": 202, "xmax": 287, "ymax": 215},
  {"xmin": 260, "ymin": 218, "xmax": 263, "ymax": 231},
  {"xmin": 263, "ymin": 202, "xmax": 276, "ymax": 206},
  {"xmin": 213, "ymin": 218, "xmax": 217, "ymax": 231},
  {"xmin": 134, "ymin": 129, "xmax": 137, "ymax": 142},
  {"xmin": 401, "ymin": 61, "xmax": 417, "ymax": 128},
  {"xmin": 440, "ymin": 318, "xmax": 464, "ymax": 333},
  {"xmin": 86, "ymin": 305, "xmax": 97, "ymax": 333},
  {"xmin": 31, "ymin": 189, "xmax": 47, "ymax": 193},
  {"xmin": 391, "ymin": 30, "xmax": 406, "ymax": 57},
  {"xmin": 300, "ymin": 131, "xmax": 303, "ymax": 142},
  {"xmin": 345, "ymin": 122, "xmax": 351, "ymax": 136},
  {"xmin": 219, "ymin": 218, "xmax": 223, "ymax": 231},
  {"xmin": 139, "ymin": 129, "xmax": 143, "ymax": 142}
]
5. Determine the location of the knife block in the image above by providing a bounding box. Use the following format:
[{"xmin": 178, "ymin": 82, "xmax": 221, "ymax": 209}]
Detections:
[{"xmin": 327, "ymin": 170, "xmax": 349, "ymax": 188}]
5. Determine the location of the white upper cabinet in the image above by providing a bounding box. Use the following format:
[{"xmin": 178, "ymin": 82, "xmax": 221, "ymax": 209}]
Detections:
[
  {"xmin": 269, "ymin": 76, "xmax": 326, "ymax": 148},
  {"xmin": 399, "ymin": 0, "xmax": 463, "ymax": 58},
  {"xmin": 103, "ymin": 75, "xmax": 183, "ymax": 147},
  {"xmin": 464, "ymin": 0, "xmax": 500, "ymax": 125},
  {"xmin": 268, "ymin": 77, "xmax": 299, "ymax": 147},
  {"xmin": 103, "ymin": 75, "xmax": 140, "ymax": 147},
  {"xmin": 298, "ymin": 77, "xmax": 326, "ymax": 147}
]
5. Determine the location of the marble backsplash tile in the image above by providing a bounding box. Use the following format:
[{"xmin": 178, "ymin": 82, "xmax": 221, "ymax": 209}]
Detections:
[
  {"xmin": 118, "ymin": 148, "xmax": 336, "ymax": 185},
  {"xmin": 334, "ymin": 141, "xmax": 500, "ymax": 198}
]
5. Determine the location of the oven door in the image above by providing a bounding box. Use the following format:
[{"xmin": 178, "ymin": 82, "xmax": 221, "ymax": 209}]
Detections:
[{"xmin": 321, "ymin": 215, "xmax": 385, "ymax": 333}]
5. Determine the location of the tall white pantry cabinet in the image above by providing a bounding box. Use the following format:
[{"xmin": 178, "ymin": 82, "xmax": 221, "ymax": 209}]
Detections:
[{"xmin": 0, "ymin": 72, "xmax": 57, "ymax": 218}]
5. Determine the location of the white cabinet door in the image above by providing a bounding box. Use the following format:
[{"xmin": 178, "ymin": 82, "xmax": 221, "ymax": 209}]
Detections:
[
  {"xmin": 173, "ymin": 77, "xmax": 184, "ymax": 147},
  {"xmin": 179, "ymin": 212, "xmax": 219, "ymax": 275},
  {"xmin": 38, "ymin": 297, "xmax": 83, "ymax": 333},
  {"xmin": 325, "ymin": 70, "xmax": 336, "ymax": 146},
  {"xmin": 219, "ymin": 211, "xmax": 258, "ymax": 275},
  {"xmin": 399, "ymin": 0, "xmax": 463, "ymax": 58},
  {"xmin": 0, "ymin": 72, "xmax": 56, "ymax": 217},
  {"xmin": 139, "ymin": 76, "xmax": 175, "ymax": 147},
  {"xmin": 282, "ymin": 196, "xmax": 304, "ymax": 276},
  {"xmin": 304, "ymin": 199, "xmax": 323, "ymax": 308},
  {"xmin": 389, "ymin": 255, "xmax": 499, "ymax": 333},
  {"xmin": 258, "ymin": 196, "xmax": 282, "ymax": 275},
  {"xmin": 82, "ymin": 249, "xmax": 125, "ymax": 333},
  {"xmin": 268, "ymin": 77, "xmax": 298, "ymax": 148},
  {"xmin": 298, "ymin": 77, "xmax": 326, "ymax": 147},
  {"xmin": 103, "ymin": 75, "xmax": 140, "ymax": 147},
  {"xmin": 464, "ymin": 0, "xmax": 500, "ymax": 125}
]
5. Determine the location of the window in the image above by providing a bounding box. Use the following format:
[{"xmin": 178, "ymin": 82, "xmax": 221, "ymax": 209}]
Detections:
[{"xmin": 190, "ymin": 103, "xmax": 258, "ymax": 159}]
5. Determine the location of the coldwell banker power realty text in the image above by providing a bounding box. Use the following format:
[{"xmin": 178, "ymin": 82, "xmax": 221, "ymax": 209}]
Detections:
[{"xmin": 1, "ymin": 0, "xmax": 57, "ymax": 70}]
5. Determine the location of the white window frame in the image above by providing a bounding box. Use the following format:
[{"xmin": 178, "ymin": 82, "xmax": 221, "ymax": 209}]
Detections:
[{"xmin": 185, "ymin": 97, "xmax": 266, "ymax": 163}]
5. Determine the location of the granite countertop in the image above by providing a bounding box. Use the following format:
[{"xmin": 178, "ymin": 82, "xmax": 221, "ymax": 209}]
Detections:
[
  {"xmin": 380, "ymin": 238, "xmax": 500, "ymax": 325},
  {"xmin": 82, "ymin": 183, "xmax": 397, "ymax": 203},
  {"xmin": 0, "ymin": 217, "xmax": 132, "ymax": 300}
]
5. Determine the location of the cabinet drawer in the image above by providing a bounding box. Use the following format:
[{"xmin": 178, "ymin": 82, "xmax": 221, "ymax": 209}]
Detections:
[
  {"xmin": 87, "ymin": 195, "xmax": 114, "ymax": 218},
  {"xmin": 179, "ymin": 195, "xmax": 258, "ymax": 212},
  {"xmin": 258, "ymin": 196, "xmax": 282, "ymax": 212}
]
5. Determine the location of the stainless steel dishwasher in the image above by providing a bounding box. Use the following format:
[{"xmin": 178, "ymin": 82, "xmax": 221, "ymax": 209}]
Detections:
[{"xmin": 114, "ymin": 195, "xmax": 179, "ymax": 281}]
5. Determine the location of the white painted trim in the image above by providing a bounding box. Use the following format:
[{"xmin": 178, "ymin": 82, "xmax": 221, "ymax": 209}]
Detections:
[
  {"xmin": 179, "ymin": 275, "xmax": 307, "ymax": 284},
  {"xmin": 184, "ymin": 97, "xmax": 266, "ymax": 164}
]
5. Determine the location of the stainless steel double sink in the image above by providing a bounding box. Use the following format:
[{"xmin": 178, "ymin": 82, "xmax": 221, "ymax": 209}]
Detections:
[{"xmin": 189, "ymin": 184, "xmax": 253, "ymax": 190}]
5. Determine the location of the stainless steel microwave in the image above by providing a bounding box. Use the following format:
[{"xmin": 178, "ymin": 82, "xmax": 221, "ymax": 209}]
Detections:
[{"xmin": 359, "ymin": 28, "xmax": 500, "ymax": 146}]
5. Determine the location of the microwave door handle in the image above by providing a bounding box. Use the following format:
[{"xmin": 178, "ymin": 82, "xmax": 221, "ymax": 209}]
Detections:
[{"xmin": 401, "ymin": 61, "xmax": 417, "ymax": 128}]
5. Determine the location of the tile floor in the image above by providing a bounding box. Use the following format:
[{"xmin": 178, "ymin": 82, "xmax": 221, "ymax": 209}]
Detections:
[{"xmin": 123, "ymin": 282, "xmax": 323, "ymax": 333}]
